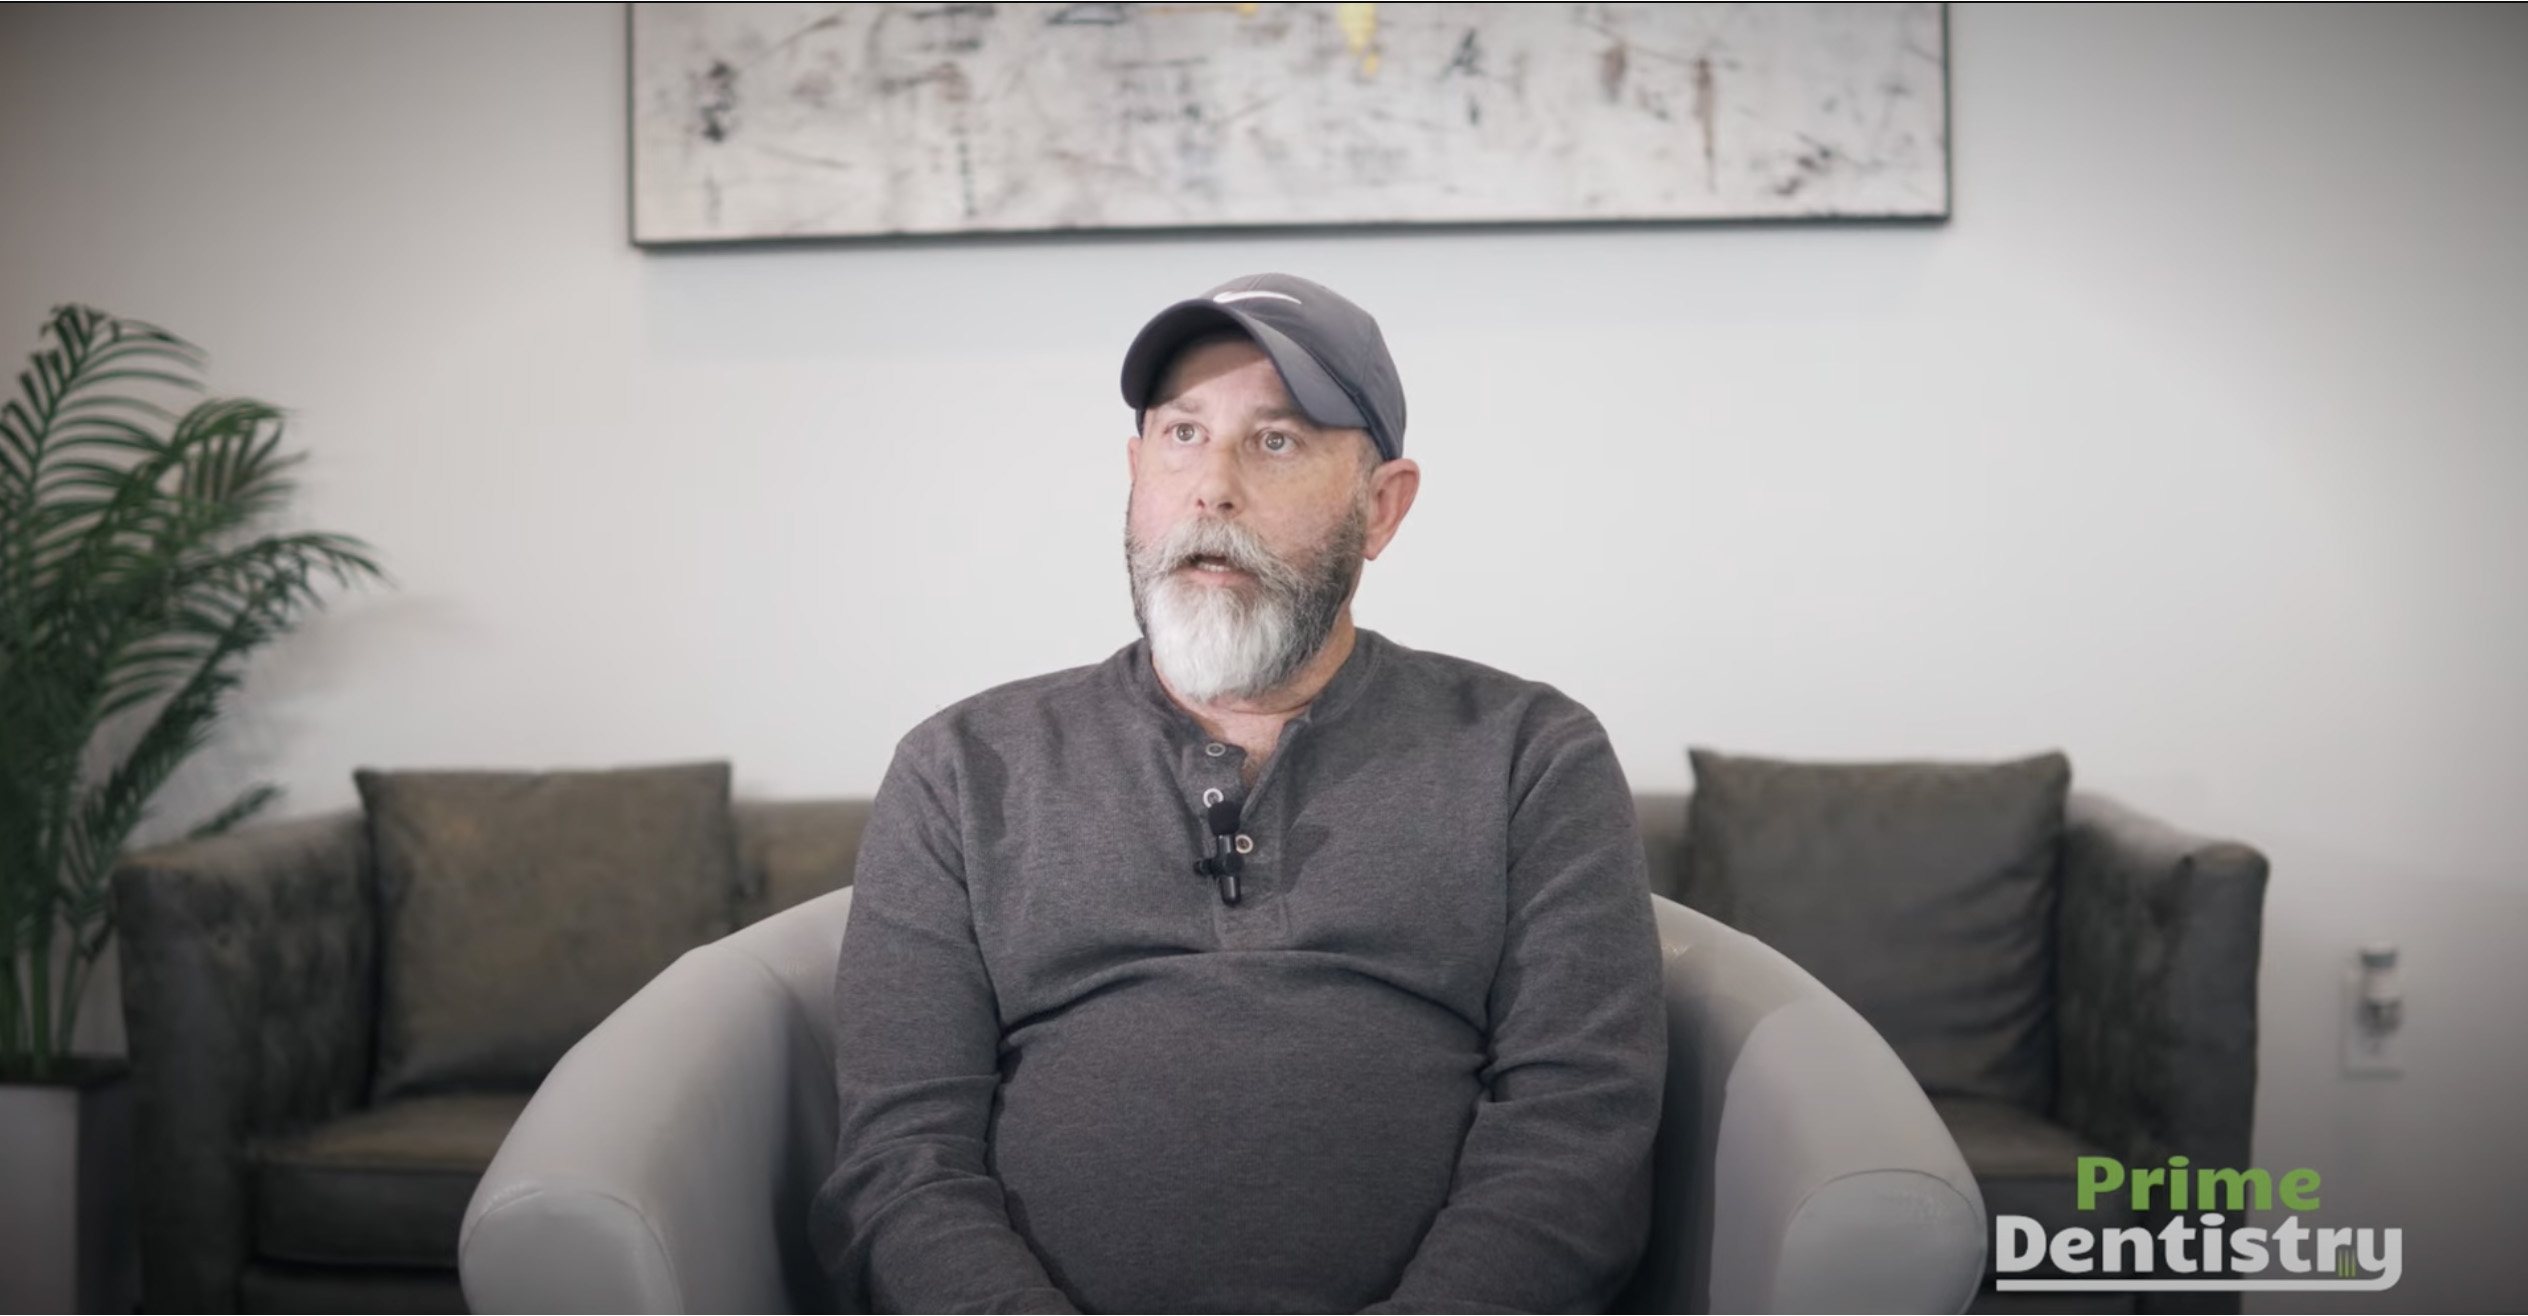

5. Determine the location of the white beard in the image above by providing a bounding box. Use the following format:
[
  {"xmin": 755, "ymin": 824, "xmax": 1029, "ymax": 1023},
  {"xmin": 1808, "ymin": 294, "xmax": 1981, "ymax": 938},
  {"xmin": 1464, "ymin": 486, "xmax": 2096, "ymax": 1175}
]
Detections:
[
  {"xmin": 1124, "ymin": 484, "xmax": 1370, "ymax": 707},
  {"xmin": 1141, "ymin": 570, "xmax": 1302, "ymax": 705}
]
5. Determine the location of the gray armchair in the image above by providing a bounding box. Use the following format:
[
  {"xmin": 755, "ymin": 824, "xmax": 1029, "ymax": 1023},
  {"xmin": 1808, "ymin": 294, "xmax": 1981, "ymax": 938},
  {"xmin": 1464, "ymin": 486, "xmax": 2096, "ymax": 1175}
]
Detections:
[{"xmin": 459, "ymin": 881, "xmax": 1989, "ymax": 1313}]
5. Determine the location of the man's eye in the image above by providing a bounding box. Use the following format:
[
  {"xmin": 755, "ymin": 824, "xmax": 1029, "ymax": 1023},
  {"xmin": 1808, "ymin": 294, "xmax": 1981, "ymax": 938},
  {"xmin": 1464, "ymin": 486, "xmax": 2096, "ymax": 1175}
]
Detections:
[
  {"xmin": 1171, "ymin": 422, "xmax": 1200, "ymax": 443},
  {"xmin": 1261, "ymin": 430, "xmax": 1292, "ymax": 452}
]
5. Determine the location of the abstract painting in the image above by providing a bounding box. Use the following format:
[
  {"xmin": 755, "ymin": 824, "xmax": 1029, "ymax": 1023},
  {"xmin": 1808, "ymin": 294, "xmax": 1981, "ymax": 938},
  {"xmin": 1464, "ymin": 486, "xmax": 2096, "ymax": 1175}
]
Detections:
[{"xmin": 628, "ymin": 3, "xmax": 1949, "ymax": 244}]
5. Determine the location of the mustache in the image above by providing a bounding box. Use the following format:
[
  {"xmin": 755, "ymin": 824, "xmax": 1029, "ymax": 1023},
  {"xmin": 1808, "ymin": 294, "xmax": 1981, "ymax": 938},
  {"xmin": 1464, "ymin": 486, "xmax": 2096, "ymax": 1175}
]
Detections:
[{"xmin": 1130, "ymin": 518, "xmax": 1302, "ymax": 590}]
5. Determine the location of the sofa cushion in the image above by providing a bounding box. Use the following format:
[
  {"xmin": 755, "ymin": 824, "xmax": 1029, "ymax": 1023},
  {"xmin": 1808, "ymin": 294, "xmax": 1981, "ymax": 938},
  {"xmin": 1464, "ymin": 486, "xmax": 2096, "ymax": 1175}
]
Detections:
[
  {"xmin": 358, "ymin": 760, "xmax": 741, "ymax": 1100},
  {"xmin": 1934, "ymin": 1095, "xmax": 2140, "ymax": 1282},
  {"xmin": 1683, "ymin": 747, "xmax": 2070, "ymax": 1111},
  {"xmin": 251, "ymin": 1092, "xmax": 531, "ymax": 1269},
  {"xmin": 240, "ymin": 1263, "xmax": 469, "ymax": 1315}
]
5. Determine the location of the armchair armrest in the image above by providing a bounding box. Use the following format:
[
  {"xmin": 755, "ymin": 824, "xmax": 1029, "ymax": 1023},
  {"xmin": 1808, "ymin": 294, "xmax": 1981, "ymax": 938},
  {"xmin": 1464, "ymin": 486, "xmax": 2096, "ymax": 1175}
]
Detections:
[
  {"xmin": 2056, "ymin": 791, "xmax": 2269, "ymax": 1176},
  {"xmin": 1623, "ymin": 897, "xmax": 1987, "ymax": 1314},
  {"xmin": 461, "ymin": 888, "xmax": 853, "ymax": 1314},
  {"xmin": 111, "ymin": 809, "xmax": 375, "ymax": 1312}
]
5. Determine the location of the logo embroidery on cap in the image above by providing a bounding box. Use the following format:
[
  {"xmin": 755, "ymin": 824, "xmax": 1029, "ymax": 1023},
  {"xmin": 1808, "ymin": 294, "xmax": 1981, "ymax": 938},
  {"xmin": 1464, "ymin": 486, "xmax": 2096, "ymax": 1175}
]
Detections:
[{"xmin": 1214, "ymin": 290, "xmax": 1301, "ymax": 306}]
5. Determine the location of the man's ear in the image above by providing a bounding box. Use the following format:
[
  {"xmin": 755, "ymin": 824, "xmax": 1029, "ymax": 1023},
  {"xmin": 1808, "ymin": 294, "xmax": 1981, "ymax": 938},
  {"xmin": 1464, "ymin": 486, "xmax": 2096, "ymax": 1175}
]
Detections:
[{"xmin": 1363, "ymin": 458, "xmax": 1421, "ymax": 562}]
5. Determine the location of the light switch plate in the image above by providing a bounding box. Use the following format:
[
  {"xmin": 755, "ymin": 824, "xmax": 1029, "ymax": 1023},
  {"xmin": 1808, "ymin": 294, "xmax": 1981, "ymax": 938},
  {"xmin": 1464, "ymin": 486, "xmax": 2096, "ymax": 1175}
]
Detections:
[{"xmin": 2341, "ymin": 969, "xmax": 2404, "ymax": 1077}]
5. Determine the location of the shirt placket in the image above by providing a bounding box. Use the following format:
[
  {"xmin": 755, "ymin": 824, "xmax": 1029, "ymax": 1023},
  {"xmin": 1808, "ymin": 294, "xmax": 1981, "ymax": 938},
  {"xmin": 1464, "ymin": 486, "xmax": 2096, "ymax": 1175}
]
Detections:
[{"xmin": 1184, "ymin": 732, "xmax": 1294, "ymax": 947}]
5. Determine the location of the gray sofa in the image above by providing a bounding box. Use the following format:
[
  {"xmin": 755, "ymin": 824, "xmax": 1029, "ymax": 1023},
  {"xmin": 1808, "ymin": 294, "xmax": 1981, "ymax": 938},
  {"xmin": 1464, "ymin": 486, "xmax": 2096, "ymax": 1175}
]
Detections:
[
  {"xmin": 1955, "ymin": 793, "xmax": 2267, "ymax": 1314},
  {"xmin": 111, "ymin": 798, "xmax": 861, "ymax": 1314},
  {"xmin": 116, "ymin": 787, "xmax": 2257, "ymax": 1313}
]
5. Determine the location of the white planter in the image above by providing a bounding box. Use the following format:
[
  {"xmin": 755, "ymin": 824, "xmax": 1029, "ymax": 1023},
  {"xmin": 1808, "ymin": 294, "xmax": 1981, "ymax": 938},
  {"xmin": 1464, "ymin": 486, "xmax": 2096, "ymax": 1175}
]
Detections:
[{"xmin": 0, "ymin": 1059, "xmax": 137, "ymax": 1315}]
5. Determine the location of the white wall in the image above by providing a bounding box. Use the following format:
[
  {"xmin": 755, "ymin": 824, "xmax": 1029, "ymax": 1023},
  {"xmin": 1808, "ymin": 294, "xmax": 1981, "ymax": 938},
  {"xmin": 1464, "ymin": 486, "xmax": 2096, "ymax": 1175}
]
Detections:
[{"xmin": 4, "ymin": 5, "xmax": 2521, "ymax": 1310}]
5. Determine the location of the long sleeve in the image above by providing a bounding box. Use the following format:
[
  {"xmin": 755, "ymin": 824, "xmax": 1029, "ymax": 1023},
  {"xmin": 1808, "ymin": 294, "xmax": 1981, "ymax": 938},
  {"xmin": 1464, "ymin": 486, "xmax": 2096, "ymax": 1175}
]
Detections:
[
  {"xmin": 808, "ymin": 734, "xmax": 1079, "ymax": 1314},
  {"xmin": 1367, "ymin": 702, "xmax": 1669, "ymax": 1314}
]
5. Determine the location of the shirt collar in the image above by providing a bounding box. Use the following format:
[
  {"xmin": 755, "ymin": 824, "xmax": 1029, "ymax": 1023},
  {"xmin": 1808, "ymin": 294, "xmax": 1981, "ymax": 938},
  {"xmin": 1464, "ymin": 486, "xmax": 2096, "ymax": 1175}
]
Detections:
[{"xmin": 1114, "ymin": 625, "xmax": 1388, "ymax": 736}]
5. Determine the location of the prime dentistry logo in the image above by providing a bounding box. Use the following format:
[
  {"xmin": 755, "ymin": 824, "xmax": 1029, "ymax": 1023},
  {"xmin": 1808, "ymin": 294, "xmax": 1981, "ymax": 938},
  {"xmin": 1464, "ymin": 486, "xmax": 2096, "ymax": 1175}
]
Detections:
[{"xmin": 1997, "ymin": 1155, "xmax": 2401, "ymax": 1293}]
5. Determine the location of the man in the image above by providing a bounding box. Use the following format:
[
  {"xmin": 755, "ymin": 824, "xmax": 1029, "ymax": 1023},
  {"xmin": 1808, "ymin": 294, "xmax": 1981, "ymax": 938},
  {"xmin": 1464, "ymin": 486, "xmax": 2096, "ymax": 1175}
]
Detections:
[{"xmin": 809, "ymin": 273, "xmax": 1667, "ymax": 1314}]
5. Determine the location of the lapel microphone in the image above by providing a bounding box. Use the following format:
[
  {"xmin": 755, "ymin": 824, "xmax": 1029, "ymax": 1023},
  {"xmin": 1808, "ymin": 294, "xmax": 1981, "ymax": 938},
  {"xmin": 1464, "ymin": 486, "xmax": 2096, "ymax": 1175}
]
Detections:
[{"xmin": 1193, "ymin": 795, "xmax": 1243, "ymax": 906}]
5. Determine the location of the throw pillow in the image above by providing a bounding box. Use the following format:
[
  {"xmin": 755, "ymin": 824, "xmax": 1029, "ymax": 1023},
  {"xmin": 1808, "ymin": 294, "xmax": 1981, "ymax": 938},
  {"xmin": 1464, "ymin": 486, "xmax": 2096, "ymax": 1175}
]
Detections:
[
  {"xmin": 357, "ymin": 760, "xmax": 741, "ymax": 1101},
  {"xmin": 1683, "ymin": 746, "xmax": 2070, "ymax": 1113}
]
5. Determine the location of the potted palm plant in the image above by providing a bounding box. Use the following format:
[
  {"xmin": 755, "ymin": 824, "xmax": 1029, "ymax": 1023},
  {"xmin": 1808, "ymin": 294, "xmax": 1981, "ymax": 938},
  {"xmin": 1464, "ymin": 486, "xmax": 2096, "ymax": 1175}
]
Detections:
[{"xmin": 0, "ymin": 305, "xmax": 383, "ymax": 1311}]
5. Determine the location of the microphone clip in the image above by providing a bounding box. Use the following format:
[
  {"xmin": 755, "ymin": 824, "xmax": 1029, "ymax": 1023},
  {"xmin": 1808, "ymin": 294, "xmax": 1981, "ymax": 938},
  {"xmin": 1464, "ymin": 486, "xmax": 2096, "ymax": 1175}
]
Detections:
[
  {"xmin": 1195, "ymin": 795, "xmax": 1244, "ymax": 906},
  {"xmin": 1194, "ymin": 841, "xmax": 1242, "ymax": 906}
]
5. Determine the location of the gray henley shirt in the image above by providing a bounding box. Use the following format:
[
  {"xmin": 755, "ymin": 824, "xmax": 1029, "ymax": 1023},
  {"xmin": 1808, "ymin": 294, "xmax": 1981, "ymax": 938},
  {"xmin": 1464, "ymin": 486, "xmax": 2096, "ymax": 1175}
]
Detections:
[{"xmin": 808, "ymin": 626, "xmax": 1667, "ymax": 1314}]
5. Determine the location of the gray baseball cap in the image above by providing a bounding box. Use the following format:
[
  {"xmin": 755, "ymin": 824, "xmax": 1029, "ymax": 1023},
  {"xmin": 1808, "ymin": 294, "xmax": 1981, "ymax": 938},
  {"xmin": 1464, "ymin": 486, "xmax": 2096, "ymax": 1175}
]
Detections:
[{"xmin": 1120, "ymin": 272, "xmax": 1407, "ymax": 462}]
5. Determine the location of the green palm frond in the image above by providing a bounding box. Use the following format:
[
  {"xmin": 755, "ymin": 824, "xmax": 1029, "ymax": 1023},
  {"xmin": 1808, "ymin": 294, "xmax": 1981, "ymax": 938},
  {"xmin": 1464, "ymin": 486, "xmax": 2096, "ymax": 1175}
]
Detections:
[{"xmin": 0, "ymin": 304, "xmax": 385, "ymax": 1077}]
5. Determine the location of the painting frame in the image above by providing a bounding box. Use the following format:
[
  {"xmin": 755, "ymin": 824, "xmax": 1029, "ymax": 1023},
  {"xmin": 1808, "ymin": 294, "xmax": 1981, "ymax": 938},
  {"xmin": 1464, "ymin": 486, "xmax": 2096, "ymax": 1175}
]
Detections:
[{"xmin": 625, "ymin": 2, "xmax": 1952, "ymax": 248}]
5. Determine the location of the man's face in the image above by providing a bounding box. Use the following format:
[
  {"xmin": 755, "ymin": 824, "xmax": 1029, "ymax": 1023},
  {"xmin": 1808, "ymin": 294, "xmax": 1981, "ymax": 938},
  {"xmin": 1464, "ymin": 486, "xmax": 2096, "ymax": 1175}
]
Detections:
[{"xmin": 1125, "ymin": 334, "xmax": 1376, "ymax": 706}]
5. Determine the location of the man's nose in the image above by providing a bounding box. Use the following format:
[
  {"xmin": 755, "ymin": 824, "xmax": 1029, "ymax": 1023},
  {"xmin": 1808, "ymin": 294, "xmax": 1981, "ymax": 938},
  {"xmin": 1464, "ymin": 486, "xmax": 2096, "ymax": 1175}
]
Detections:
[{"xmin": 1191, "ymin": 441, "xmax": 1243, "ymax": 516}]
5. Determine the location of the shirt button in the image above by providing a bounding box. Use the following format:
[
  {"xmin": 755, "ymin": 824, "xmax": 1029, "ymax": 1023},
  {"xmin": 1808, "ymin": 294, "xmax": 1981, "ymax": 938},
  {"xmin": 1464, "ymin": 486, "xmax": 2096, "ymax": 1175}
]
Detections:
[{"xmin": 1204, "ymin": 741, "xmax": 1228, "ymax": 757}]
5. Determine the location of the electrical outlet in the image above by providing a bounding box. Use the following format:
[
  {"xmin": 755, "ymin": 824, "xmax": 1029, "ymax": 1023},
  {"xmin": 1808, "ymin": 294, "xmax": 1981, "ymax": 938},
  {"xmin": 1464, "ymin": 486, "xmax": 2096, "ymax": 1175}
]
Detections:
[{"xmin": 2341, "ymin": 969, "xmax": 2403, "ymax": 1077}]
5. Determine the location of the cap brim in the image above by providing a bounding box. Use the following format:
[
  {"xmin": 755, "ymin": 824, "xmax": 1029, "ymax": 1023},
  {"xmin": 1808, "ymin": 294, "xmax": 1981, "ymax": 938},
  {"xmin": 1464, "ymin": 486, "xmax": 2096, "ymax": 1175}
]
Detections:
[{"xmin": 1120, "ymin": 301, "xmax": 1371, "ymax": 438}]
